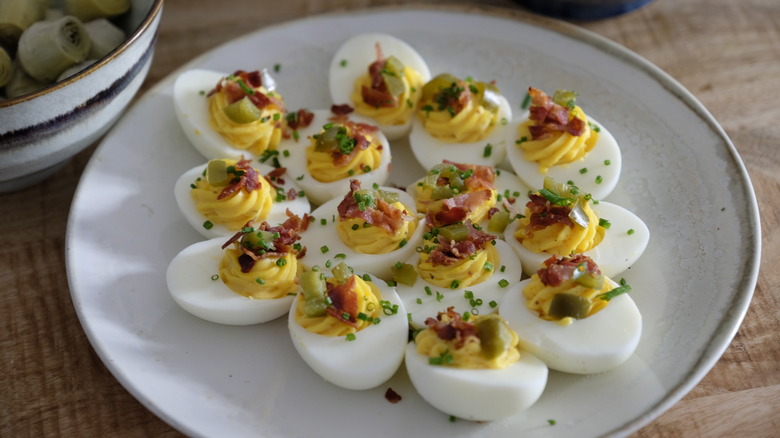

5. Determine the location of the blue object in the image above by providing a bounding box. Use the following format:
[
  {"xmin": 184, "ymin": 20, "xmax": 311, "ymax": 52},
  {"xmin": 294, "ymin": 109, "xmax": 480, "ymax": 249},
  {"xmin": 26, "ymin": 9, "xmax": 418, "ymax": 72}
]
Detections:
[{"xmin": 517, "ymin": 0, "xmax": 655, "ymax": 20}]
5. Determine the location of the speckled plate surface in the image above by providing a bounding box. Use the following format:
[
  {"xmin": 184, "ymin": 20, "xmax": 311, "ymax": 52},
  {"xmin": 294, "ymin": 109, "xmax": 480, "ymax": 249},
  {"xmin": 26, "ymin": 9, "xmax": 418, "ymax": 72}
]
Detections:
[{"xmin": 66, "ymin": 6, "xmax": 760, "ymax": 437}]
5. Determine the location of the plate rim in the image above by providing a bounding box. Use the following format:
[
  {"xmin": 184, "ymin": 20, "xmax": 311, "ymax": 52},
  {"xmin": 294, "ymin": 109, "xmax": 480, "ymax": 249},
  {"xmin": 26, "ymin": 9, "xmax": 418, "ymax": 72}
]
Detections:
[{"xmin": 65, "ymin": 4, "xmax": 762, "ymax": 437}]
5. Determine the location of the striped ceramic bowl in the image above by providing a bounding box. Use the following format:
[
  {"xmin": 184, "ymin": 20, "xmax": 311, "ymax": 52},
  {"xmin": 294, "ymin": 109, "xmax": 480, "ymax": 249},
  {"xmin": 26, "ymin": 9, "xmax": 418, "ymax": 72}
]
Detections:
[{"xmin": 0, "ymin": 0, "xmax": 164, "ymax": 192}]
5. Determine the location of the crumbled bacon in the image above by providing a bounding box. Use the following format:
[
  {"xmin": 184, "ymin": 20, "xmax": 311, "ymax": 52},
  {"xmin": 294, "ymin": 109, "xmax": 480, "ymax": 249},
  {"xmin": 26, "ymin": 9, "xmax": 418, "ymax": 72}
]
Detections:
[
  {"xmin": 337, "ymin": 180, "xmax": 407, "ymax": 234},
  {"xmin": 526, "ymin": 87, "xmax": 586, "ymax": 140},
  {"xmin": 384, "ymin": 387, "xmax": 402, "ymax": 404},
  {"xmin": 427, "ymin": 221, "xmax": 495, "ymax": 266},
  {"xmin": 287, "ymin": 108, "xmax": 315, "ymax": 130},
  {"xmin": 428, "ymin": 190, "xmax": 493, "ymax": 227},
  {"xmin": 217, "ymin": 158, "xmax": 261, "ymax": 200},
  {"xmin": 537, "ymin": 254, "xmax": 601, "ymax": 287},
  {"xmin": 326, "ymin": 276, "xmax": 359, "ymax": 326},
  {"xmin": 330, "ymin": 104, "xmax": 354, "ymax": 116},
  {"xmin": 441, "ymin": 160, "xmax": 495, "ymax": 191},
  {"xmin": 424, "ymin": 307, "xmax": 478, "ymax": 349},
  {"xmin": 361, "ymin": 42, "xmax": 398, "ymax": 108},
  {"xmin": 524, "ymin": 193, "xmax": 574, "ymax": 231}
]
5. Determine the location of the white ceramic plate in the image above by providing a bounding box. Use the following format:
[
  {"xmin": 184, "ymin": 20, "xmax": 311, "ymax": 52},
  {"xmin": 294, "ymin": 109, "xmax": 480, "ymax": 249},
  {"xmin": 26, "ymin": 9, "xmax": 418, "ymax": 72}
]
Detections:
[{"xmin": 66, "ymin": 6, "xmax": 760, "ymax": 438}]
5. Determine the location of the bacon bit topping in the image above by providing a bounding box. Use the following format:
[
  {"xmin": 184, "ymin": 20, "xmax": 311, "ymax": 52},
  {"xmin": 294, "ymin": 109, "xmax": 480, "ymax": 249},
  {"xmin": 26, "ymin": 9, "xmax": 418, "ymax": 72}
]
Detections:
[
  {"xmin": 326, "ymin": 276, "xmax": 359, "ymax": 326},
  {"xmin": 222, "ymin": 213, "xmax": 309, "ymax": 272},
  {"xmin": 527, "ymin": 87, "xmax": 586, "ymax": 140},
  {"xmin": 287, "ymin": 108, "xmax": 315, "ymax": 130},
  {"xmin": 384, "ymin": 387, "xmax": 402, "ymax": 404},
  {"xmin": 424, "ymin": 307, "xmax": 478, "ymax": 349},
  {"xmin": 208, "ymin": 70, "xmax": 280, "ymax": 111},
  {"xmin": 428, "ymin": 190, "xmax": 493, "ymax": 227},
  {"xmin": 217, "ymin": 158, "xmax": 261, "ymax": 200},
  {"xmin": 361, "ymin": 42, "xmax": 398, "ymax": 108},
  {"xmin": 337, "ymin": 180, "xmax": 407, "ymax": 234},
  {"xmin": 330, "ymin": 103, "xmax": 354, "ymax": 116},
  {"xmin": 525, "ymin": 193, "xmax": 574, "ymax": 231},
  {"xmin": 538, "ymin": 254, "xmax": 601, "ymax": 287},
  {"xmin": 428, "ymin": 221, "xmax": 495, "ymax": 266},
  {"xmin": 442, "ymin": 160, "xmax": 495, "ymax": 192}
]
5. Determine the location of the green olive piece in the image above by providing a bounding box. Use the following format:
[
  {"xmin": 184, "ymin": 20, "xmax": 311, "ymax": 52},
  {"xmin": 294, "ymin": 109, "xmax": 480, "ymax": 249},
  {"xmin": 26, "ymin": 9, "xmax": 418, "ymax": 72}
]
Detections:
[
  {"xmin": 300, "ymin": 271, "xmax": 328, "ymax": 317},
  {"xmin": 376, "ymin": 189, "xmax": 399, "ymax": 204},
  {"xmin": 206, "ymin": 159, "xmax": 228, "ymax": 186},
  {"xmin": 240, "ymin": 230, "xmax": 278, "ymax": 251},
  {"xmin": 381, "ymin": 57, "xmax": 406, "ymax": 97},
  {"xmin": 477, "ymin": 315, "xmax": 513, "ymax": 360},
  {"xmin": 223, "ymin": 96, "xmax": 262, "ymax": 124},
  {"xmin": 314, "ymin": 125, "xmax": 342, "ymax": 151},
  {"xmin": 573, "ymin": 271, "xmax": 604, "ymax": 290},
  {"xmin": 390, "ymin": 262, "xmax": 417, "ymax": 286},
  {"xmin": 552, "ymin": 89, "xmax": 578, "ymax": 108},
  {"xmin": 549, "ymin": 293, "xmax": 591, "ymax": 320},
  {"xmin": 420, "ymin": 73, "xmax": 459, "ymax": 103},
  {"xmin": 487, "ymin": 210, "xmax": 511, "ymax": 234},
  {"xmin": 437, "ymin": 223, "xmax": 471, "ymax": 242},
  {"xmin": 331, "ymin": 262, "xmax": 353, "ymax": 283}
]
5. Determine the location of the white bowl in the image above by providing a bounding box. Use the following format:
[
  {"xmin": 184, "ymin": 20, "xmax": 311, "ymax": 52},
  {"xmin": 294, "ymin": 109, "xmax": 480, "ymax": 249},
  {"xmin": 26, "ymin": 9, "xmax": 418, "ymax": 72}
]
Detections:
[{"xmin": 0, "ymin": 0, "xmax": 164, "ymax": 192}]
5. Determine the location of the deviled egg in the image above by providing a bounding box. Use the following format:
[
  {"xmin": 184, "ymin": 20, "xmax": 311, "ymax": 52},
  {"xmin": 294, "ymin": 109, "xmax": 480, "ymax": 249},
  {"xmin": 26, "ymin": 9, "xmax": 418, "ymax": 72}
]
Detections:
[
  {"xmin": 503, "ymin": 178, "xmax": 649, "ymax": 278},
  {"xmin": 499, "ymin": 254, "xmax": 642, "ymax": 374},
  {"xmin": 409, "ymin": 73, "xmax": 512, "ymax": 170},
  {"xmin": 276, "ymin": 108, "xmax": 392, "ymax": 206},
  {"xmin": 506, "ymin": 87, "xmax": 621, "ymax": 200},
  {"xmin": 174, "ymin": 158, "xmax": 310, "ymax": 238},
  {"xmin": 174, "ymin": 68, "xmax": 286, "ymax": 161},
  {"xmin": 288, "ymin": 263, "xmax": 408, "ymax": 390},
  {"xmin": 393, "ymin": 221, "xmax": 522, "ymax": 329},
  {"xmin": 299, "ymin": 180, "xmax": 426, "ymax": 281},
  {"xmin": 329, "ymin": 33, "xmax": 431, "ymax": 140},
  {"xmin": 166, "ymin": 215, "xmax": 309, "ymax": 325},
  {"xmin": 405, "ymin": 308, "xmax": 548, "ymax": 421}
]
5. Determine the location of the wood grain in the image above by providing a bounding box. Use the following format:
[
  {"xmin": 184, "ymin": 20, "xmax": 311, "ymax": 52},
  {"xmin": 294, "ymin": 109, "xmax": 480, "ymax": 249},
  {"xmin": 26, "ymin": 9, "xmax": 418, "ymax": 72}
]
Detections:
[{"xmin": 2, "ymin": 0, "xmax": 778, "ymax": 436}]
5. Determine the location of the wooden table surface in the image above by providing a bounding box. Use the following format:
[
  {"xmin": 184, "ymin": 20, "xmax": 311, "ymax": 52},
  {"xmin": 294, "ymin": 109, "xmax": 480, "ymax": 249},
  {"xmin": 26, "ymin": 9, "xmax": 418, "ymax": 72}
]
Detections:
[{"xmin": 2, "ymin": 0, "xmax": 778, "ymax": 436}]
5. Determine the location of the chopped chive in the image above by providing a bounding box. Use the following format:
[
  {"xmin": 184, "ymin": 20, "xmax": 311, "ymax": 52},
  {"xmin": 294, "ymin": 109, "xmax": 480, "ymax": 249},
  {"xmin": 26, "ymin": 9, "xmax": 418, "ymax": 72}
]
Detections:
[
  {"xmin": 498, "ymin": 279, "xmax": 509, "ymax": 288},
  {"xmin": 416, "ymin": 298, "xmax": 422, "ymax": 304},
  {"xmin": 599, "ymin": 218, "xmax": 612, "ymax": 229},
  {"xmin": 483, "ymin": 261, "xmax": 494, "ymax": 272},
  {"xmin": 320, "ymin": 245, "xmax": 329, "ymax": 254},
  {"xmin": 483, "ymin": 143, "xmax": 493, "ymax": 158},
  {"xmin": 627, "ymin": 228, "xmax": 635, "ymax": 235},
  {"xmin": 604, "ymin": 159, "xmax": 611, "ymax": 165},
  {"xmin": 489, "ymin": 300, "xmax": 498, "ymax": 308},
  {"xmin": 210, "ymin": 274, "xmax": 219, "ymax": 281},
  {"xmin": 340, "ymin": 59, "xmax": 347, "ymax": 67},
  {"xmin": 346, "ymin": 333, "xmax": 356, "ymax": 341},
  {"xmin": 521, "ymin": 92, "xmax": 531, "ymax": 109},
  {"xmin": 255, "ymin": 278, "xmax": 265, "ymax": 285},
  {"xmin": 274, "ymin": 63, "xmax": 281, "ymax": 72},
  {"xmin": 351, "ymin": 224, "xmax": 359, "ymax": 230},
  {"xmin": 276, "ymin": 258, "xmax": 287, "ymax": 267},
  {"xmin": 579, "ymin": 167, "xmax": 588, "ymax": 174},
  {"xmin": 595, "ymin": 175, "xmax": 603, "ymax": 184},
  {"xmin": 203, "ymin": 220, "xmax": 214, "ymax": 230},
  {"xmin": 450, "ymin": 280, "xmax": 460, "ymax": 289},
  {"xmin": 334, "ymin": 253, "xmax": 346, "ymax": 259},
  {"xmin": 399, "ymin": 239, "xmax": 408, "ymax": 248}
]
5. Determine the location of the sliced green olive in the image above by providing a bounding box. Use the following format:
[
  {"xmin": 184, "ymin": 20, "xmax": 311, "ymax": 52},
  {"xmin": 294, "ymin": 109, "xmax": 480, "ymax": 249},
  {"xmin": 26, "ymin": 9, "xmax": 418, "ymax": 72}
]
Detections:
[
  {"xmin": 300, "ymin": 271, "xmax": 328, "ymax": 317},
  {"xmin": 574, "ymin": 272, "xmax": 604, "ymax": 290},
  {"xmin": 477, "ymin": 315, "xmax": 513, "ymax": 360},
  {"xmin": 549, "ymin": 293, "xmax": 591, "ymax": 320},
  {"xmin": 487, "ymin": 210, "xmax": 511, "ymax": 234},
  {"xmin": 437, "ymin": 223, "xmax": 471, "ymax": 242},
  {"xmin": 331, "ymin": 262, "xmax": 353, "ymax": 283},
  {"xmin": 314, "ymin": 124, "xmax": 342, "ymax": 151},
  {"xmin": 381, "ymin": 57, "xmax": 406, "ymax": 96},
  {"xmin": 377, "ymin": 189, "xmax": 399, "ymax": 204},
  {"xmin": 223, "ymin": 96, "xmax": 262, "ymax": 124},
  {"xmin": 206, "ymin": 159, "xmax": 228, "ymax": 186},
  {"xmin": 391, "ymin": 262, "xmax": 417, "ymax": 286},
  {"xmin": 552, "ymin": 89, "xmax": 578, "ymax": 108},
  {"xmin": 420, "ymin": 73, "xmax": 459, "ymax": 103}
]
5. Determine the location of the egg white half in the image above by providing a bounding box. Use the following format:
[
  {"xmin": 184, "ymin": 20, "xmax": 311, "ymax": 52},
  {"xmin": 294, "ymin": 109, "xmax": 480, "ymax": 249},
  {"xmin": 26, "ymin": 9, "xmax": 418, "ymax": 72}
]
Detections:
[
  {"xmin": 287, "ymin": 274, "xmax": 408, "ymax": 390},
  {"xmin": 408, "ymin": 95, "xmax": 513, "ymax": 170},
  {"xmin": 504, "ymin": 200, "xmax": 650, "ymax": 278},
  {"xmin": 404, "ymin": 342, "xmax": 548, "ymax": 421},
  {"xmin": 505, "ymin": 115, "xmax": 621, "ymax": 201},
  {"xmin": 499, "ymin": 279, "xmax": 642, "ymax": 374},
  {"xmin": 275, "ymin": 109, "xmax": 392, "ymax": 206},
  {"xmin": 329, "ymin": 33, "xmax": 432, "ymax": 140},
  {"xmin": 396, "ymin": 239, "xmax": 522, "ymax": 329},
  {"xmin": 166, "ymin": 238, "xmax": 295, "ymax": 325},
  {"xmin": 299, "ymin": 187, "xmax": 426, "ymax": 281},
  {"xmin": 173, "ymin": 162, "xmax": 311, "ymax": 238}
]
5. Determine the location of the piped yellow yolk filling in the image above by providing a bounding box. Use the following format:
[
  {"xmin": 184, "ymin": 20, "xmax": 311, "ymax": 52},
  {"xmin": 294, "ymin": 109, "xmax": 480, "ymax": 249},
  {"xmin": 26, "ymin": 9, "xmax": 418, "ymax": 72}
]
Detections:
[
  {"xmin": 514, "ymin": 200, "xmax": 604, "ymax": 255},
  {"xmin": 294, "ymin": 275, "xmax": 382, "ymax": 336},
  {"xmin": 208, "ymin": 88, "xmax": 284, "ymax": 154},
  {"xmin": 336, "ymin": 202, "xmax": 417, "ymax": 254},
  {"xmin": 417, "ymin": 242, "xmax": 498, "ymax": 288},
  {"xmin": 418, "ymin": 98, "xmax": 499, "ymax": 143},
  {"xmin": 414, "ymin": 186, "xmax": 497, "ymax": 225},
  {"xmin": 305, "ymin": 135, "xmax": 383, "ymax": 183},
  {"xmin": 517, "ymin": 106, "xmax": 599, "ymax": 174},
  {"xmin": 415, "ymin": 316, "xmax": 521, "ymax": 369},
  {"xmin": 351, "ymin": 66, "xmax": 425, "ymax": 126},
  {"xmin": 191, "ymin": 163, "xmax": 274, "ymax": 230},
  {"xmin": 523, "ymin": 275, "xmax": 612, "ymax": 326},
  {"xmin": 219, "ymin": 249, "xmax": 300, "ymax": 299}
]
